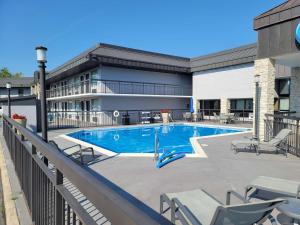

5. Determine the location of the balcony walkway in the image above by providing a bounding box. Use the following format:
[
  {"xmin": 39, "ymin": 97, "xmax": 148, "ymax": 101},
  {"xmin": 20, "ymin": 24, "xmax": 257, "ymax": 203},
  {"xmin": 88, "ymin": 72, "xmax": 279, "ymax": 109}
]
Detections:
[{"xmin": 48, "ymin": 122, "xmax": 300, "ymax": 225}]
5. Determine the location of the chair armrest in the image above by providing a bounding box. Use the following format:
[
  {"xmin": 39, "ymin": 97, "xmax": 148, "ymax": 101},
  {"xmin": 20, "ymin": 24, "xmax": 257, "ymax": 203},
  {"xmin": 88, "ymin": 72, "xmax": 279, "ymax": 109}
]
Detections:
[
  {"xmin": 297, "ymin": 185, "xmax": 300, "ymax": 199},
  {"xmin": 243, "ymin": 136, "xmax": 258, "ymax": 141},
  {"xmin": 62, "ymin": 144, "xmax": 81, "ymax": 151},
  {"xmin": 81, "ymin": 147, "xmax": 95, "ymax": 157},
  {"xmin": 226, "ymin": 190, "xmax": 249, "ymax": 205},
  {"xmin": 172, "ymin": 198, "xmax": 200, "ymax": 225}
]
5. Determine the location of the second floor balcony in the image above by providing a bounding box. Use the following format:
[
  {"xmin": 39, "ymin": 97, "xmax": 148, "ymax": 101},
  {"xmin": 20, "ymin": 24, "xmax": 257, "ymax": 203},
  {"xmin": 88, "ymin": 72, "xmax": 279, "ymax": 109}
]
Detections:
[{"xmin": 47, "ymin": 79, "xmax": 192, "ymax": 98}]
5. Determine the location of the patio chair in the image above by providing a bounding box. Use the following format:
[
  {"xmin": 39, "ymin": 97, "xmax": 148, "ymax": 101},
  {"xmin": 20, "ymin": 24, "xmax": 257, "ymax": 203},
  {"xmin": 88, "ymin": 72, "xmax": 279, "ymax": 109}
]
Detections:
[
  {"xmin": 183, "ymin": 112, "xmax": 192, "ymax": 121},
  {"xmin": 245, "ymin": 176, "xmax": 300, "ymax": 201},
  {"xmin": 160, "ymin": 189, "xmax": 284, "ymax": 225},
  {"xmin": 213, "ymin": 112, "xmax": 219, "ymax": 121},
  {"xmin": 48, "ymin": 140, "xmax": 100, "ymax": 165},
  {"xmin": 231, "ymin": 128, "xmax": 292, "ymax": 156}
]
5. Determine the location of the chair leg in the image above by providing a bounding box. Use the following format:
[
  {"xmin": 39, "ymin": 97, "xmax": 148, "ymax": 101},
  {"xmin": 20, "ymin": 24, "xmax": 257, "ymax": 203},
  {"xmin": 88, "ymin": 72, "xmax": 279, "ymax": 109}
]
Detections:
[
  {"xmin": 170, "ymin": 200, "xmax": 176, "ymax": 224},
  {"xmin": 159, "ymin": 195, "xmax": 164, "ymax": 214},
  {"xmin": 267, "ymin": 215, "xmax": 278, "ymax": 225}
]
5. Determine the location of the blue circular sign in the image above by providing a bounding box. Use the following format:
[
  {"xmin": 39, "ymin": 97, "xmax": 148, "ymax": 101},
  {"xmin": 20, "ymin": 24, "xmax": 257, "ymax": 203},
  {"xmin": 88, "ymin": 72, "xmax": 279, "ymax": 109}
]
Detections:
[{"xmin": 296, "ymin": 23, "xmax": 300, "ymax": 44}]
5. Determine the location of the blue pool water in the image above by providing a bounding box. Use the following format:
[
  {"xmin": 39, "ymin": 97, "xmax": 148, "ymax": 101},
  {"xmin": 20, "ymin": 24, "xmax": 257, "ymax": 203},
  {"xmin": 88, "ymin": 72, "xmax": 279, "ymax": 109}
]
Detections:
[{"xmin": 68, "ymin": 124, "xmax": 247, "ymax": 154}]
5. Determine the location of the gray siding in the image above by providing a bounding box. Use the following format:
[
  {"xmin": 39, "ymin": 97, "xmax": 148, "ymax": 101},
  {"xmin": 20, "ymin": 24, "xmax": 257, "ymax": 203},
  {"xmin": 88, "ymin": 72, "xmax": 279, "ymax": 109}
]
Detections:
[
  {"xmin": 100, "ymin": 66, "xmax": 192, "ymax": 86},
  {"xmin": 193, "ymin": 63, "xmax": 254, "ymax": 100},
  {"xmin": 100, "ymin": 96, "xmax": 189, "ymax": 111}
]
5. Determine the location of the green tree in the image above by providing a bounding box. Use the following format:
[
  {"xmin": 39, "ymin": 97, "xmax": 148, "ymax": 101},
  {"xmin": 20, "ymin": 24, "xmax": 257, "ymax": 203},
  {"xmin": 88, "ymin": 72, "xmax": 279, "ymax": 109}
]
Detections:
[
  {"xmin": 0, "ymin": 67, "xmax": 11, "ymax": 78},
  {"xmin": 14, "ymin": 72, "xmax": 23, "ymax": 78},
  {"xmin": 0, "ymin": 67, "xmax": 23, "ymax": 78}
]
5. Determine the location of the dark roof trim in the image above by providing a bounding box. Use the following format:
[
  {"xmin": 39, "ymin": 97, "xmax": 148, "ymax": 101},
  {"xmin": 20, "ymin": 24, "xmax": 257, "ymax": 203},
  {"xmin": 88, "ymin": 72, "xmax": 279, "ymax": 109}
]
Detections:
[
  {"xmin": 0, "ymin": 95, "xmax": 37, "ymax": 103},
  {"xmin": 95, "ymin": 55, "xmax": 190, "ymax": 73},
  {"xmin": 254, "ymin": 0, "xmax": 300, "ymax": 30}
]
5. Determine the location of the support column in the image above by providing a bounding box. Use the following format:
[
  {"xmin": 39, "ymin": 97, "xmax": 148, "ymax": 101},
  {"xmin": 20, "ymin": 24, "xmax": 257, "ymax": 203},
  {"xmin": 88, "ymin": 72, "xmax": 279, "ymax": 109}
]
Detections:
[
  {"xmin": 290, "ymin": 67, "xmax": 300, "ymax": 117},
  {"xmin": 220, "ymin": 98, "xmax": 229, "ymax": 114},
  {"xmin": 254, "ymin": 58, "xmax": 276, "ymax": 140},
  {"xmin": 194, "ymin": 98, "xmax": 200, "ymax": 113}
]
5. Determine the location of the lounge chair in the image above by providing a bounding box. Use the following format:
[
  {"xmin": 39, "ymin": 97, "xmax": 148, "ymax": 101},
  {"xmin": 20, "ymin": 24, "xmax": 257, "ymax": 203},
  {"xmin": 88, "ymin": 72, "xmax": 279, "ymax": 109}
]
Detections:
[
  {"xmin": 49, "ymin": 140, "xmax": 99, "ymax": 165},
  {"xmin": 245, "ymin": 176, "xmax": 300, "ymax": 201},
  {"xmin": 231, "ymin": 128, "xmax": 292, "ymax": 156},
  {"xmin": 160, "ymin": 189, "xmax": 284, "ymax": 225}
]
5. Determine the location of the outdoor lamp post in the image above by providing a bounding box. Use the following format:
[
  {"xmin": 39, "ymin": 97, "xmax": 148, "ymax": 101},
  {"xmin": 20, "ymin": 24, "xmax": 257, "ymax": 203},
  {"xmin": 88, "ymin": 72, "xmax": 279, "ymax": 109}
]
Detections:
[
  {"xmin": 254, "ymin": 74, "xmax": 260, "ymax": 139},
  {"xmin": 6, "ymin": 82, "xmax": 11, "ymax": 118},
  {"xmin": 35, "ymin": 46, "xmax": 48, "ymax": 165}
]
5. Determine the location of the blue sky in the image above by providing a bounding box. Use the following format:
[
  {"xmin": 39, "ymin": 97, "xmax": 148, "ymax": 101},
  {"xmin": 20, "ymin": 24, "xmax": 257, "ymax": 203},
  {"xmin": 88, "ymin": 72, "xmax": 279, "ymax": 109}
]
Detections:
[{"xmin": 0, "ymin": 0, "xmax": 284, "ymax": 76}]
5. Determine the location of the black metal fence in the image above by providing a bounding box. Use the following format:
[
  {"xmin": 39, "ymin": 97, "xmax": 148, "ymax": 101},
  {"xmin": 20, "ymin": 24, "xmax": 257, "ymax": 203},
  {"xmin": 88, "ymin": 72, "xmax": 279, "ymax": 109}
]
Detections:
[
  {"xmin": 264, "ymin": 113, "xmax": 300, "ymax": 157},
  {"xmin": 46, "ymin": 79, "xmax": 192, "ymax": 98},
  {"xmin": 48, "ymin": 109, "xmax": 189, "ymax": 129},
  {"xmin": 198, "ymin": 109, "xmax": 220, "ymax": 120},
  {"xmin": 2, "ymin": 115, "xmax": 171, "ymax": 225},
  {"xmin": 198, "ymin": 109, "xmax": 252, "ymax": 123}
]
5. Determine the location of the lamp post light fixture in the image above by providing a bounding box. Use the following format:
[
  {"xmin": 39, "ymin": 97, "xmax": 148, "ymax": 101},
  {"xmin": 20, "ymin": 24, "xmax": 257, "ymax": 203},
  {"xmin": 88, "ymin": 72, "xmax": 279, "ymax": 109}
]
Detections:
[
  {"xmin": 254, "ymin": 74, "xmax": 260, "ymax": 139},
  {"xmin": 6, "ymin": 82, "xmax": 11, "ymax": 118},
  {"xmin": 35, "ymin": 46, "xmax": 48, "ymax": 165}
]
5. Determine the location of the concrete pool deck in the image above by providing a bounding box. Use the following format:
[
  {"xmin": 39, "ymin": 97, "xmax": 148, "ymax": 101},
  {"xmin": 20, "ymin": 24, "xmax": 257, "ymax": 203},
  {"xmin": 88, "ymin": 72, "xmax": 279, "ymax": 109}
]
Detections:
[{"xmin": 48, "ymin": 122, "xmax": 300, "ymax": 224}]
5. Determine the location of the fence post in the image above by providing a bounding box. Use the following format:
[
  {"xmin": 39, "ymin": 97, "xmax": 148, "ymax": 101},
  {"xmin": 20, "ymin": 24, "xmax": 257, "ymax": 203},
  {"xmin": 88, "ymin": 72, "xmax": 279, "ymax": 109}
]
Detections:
[
  {"xmin": 296, "ymin": 120, "xmax": 300, "ymax": 157},
  {"xmin": 55, "ymin": 169, "xmax": 64, "ymax": 225},
  {"xmin": 31, "ymin": 145, "xmax": 36, "ymax": 221}
]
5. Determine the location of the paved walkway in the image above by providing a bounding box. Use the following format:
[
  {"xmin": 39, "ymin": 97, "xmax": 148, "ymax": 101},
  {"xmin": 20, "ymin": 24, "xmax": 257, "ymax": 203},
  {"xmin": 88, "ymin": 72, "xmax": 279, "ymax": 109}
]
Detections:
[{"xmin": 49, "ymin": 123, "xmax": 300, "ymax": 224}]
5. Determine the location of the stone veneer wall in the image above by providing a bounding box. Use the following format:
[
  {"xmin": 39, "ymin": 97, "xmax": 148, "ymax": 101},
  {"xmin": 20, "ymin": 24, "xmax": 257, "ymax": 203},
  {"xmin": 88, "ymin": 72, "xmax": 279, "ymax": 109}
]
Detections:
[
  {"xmin": 220, "ymin": 98, "xmax": 229, "ymax": 114},
  {"xmin": 254, "ymin": 58, "xmax": 275, "ymax": 140},
  {"xmin": 290, "ymin": 68, "xmax": 300, "ymax": 117}
]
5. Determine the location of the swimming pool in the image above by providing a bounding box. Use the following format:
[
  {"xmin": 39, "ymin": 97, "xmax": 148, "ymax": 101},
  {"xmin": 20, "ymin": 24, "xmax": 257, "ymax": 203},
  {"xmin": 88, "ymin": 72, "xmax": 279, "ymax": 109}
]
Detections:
[{"xmin": 67, "ymin": 124, "xmax": 249, "ymax": 154}]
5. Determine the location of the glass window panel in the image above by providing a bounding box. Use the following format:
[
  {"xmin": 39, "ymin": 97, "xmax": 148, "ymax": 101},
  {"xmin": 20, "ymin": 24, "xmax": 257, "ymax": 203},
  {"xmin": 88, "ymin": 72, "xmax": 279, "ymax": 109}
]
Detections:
[
  {"xmin": 91, "ymin": 70, "xmax": 99, "ymax": 79},
  {"xmin": 279, "ymin": 79, "xmax": 290, "ymax": 95},
  {"xmin": 236, "ymin": 100, "xmax": 244, "ymax": 110},
  {"xmin": 279, "ymin": 98, "xmax": 289, "ymax": 111},
  {"xmin": 245, "ymin": 99, "xmax": 253, "ymax": 110}
]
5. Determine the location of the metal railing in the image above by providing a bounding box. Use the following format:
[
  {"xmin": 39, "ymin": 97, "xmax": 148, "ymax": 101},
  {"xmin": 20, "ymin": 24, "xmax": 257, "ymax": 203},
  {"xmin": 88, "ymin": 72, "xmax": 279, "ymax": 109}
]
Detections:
[
  {"xmin": 264, "ymin": 113, "xmax": 300, "ymax": 157},
  {"xmin": 229, "ymin": 109, "xmax": 253, "ymax": 123},
  {"xmin": 46, "ymin": 79, "xmax": 192, "ymax": 98},
  {"xmin": 48, "ymin": 109, "xmax": 189, "ymax": 129},
  {"xmin": 198, "ymin": 109, "xmax": 220, "ymax": 121},
  {"xmin": 2, "ymin": 115, "xmax": 171, "ymax": 225},
  {"xmin": 198, "ymin": 109, "xmax": 253, "ymax": 123}
]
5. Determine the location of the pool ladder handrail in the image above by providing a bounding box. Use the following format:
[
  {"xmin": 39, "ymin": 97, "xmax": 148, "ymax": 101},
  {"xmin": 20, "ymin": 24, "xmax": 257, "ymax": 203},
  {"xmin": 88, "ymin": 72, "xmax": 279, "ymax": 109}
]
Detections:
[{"xmin": 154, "ymin": 131, "xmax": 159, "ymax": 161}]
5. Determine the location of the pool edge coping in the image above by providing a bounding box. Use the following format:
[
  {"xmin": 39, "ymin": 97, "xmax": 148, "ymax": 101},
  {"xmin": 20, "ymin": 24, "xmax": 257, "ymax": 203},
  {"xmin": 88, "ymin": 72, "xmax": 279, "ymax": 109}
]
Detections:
[{"xmin": 59, "ymin": 123, "xmax": 252, "ymax": 158}]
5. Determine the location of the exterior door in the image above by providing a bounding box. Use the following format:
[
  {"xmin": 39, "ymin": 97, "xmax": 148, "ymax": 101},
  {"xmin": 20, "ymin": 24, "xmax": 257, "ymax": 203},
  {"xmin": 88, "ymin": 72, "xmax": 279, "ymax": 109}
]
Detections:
[
  {"xmin": 80, "ymin": 76, "xmax": 84, "ymax": 94},
  {"xmin": 86, "ymin": 101, "xmax": 90, "ymax": 122},
  {"xmin": 85, "ymin": 74, "xmax": 90, "ymax": 93}
]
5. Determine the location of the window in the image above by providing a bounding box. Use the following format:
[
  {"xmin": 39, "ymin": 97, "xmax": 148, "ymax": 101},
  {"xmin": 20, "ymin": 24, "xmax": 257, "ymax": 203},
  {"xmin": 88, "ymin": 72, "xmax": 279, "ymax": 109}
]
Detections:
[
  {"xmin": 279, "ymin": 98, "xmax": 290, "ymax": 111},
  {"xmin": 91, "ymin": 99, "xmax": 100, "ymax": 111},
  {"xmin": 199, "ymin": 100, "xmax": 220, "ymax": 116},
  {"xmin": 275, "ymin": 78, "xmax": 290, "ymax": 112},
  {"xmin": 230, "ymin": 99, "xmax": 253, "ymax": 111},
  {"xmin": 275, "ymin": 78, "xmax": 290, "ymax": 96},
  {"xmin": 18, "ymin": 88, "xmax": 24, "ymax": 96},
  {"xmin": 230, "ymin": 99, "xmax": 253, "ymax": 118},
  {"xmin": 91, "ymin": 70, "xmax": 99, "ymax": 80}
]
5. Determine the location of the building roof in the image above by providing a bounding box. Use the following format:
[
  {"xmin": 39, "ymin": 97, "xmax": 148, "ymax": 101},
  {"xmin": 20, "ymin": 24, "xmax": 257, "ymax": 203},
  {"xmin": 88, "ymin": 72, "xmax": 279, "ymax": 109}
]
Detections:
[
  {"xmin": 47, "ymin": 43, "xmax": 191, "ymax": 83},
  {"xmin": 47, "ymin": 42, "xmax": 259, "ymax": 82},
  {"xmin": 0, "ymin": 77, "xmax": 34, "ymax": 88},
  {"xmin": 254, "ymin": 0, "xmax": 300, "ymax": 30},
  {"xmin": 190, "ymin": 43, "xmax": 257, "ymax": 72}
]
